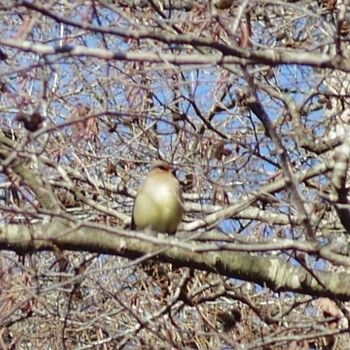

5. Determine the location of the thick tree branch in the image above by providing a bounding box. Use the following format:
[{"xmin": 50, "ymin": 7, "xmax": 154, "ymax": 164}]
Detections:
[
  {"xmin": 2, "ymin": 35, "xmax": 350, "ymax": 72},
  {"xmin": 244, "ymin": 71, "xmax": 318, "ymax": 242},
  {"xmin": 0, "ymin": 132, "xmax": 60, "ymax": 212},
  {"xmin": 186, "ymin": 162, "xmax": 332, "ymax": 231},
  {"xmin": 16, "ymin": 1, "xmax": 350, "ymax": 73},
  {"xmin": 0, "ymin": 221, "xmax": 350, "ymax": 300},
  {"xmin": 331, "ymin": 128, "xmax": 350, "ymax": 233}
]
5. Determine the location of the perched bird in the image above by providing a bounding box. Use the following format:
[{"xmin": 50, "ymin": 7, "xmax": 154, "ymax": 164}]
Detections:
[{"xmin": 131, "ymin": 162, "xmax": 183, "ymax": 235}]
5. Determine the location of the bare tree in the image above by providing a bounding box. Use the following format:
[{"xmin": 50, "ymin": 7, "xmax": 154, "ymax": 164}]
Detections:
[{"xmin": 0, "ymin": 0, "xmax": 350, "ymax": 348}]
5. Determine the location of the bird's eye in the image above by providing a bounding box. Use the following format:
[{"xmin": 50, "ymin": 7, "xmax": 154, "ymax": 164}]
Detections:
[{"xmin": 158, "ymin": 163, "xmax": 171, "ymax": 171}]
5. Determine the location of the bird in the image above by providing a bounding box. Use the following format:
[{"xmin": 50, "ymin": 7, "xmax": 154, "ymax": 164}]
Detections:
[{"xmin": 131, "ymin": 162, "xmax": 183, "ymax": 235}]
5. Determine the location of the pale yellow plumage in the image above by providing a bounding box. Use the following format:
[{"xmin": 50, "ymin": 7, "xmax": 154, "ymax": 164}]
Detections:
[{"xmin": 131, "ymin": 163, "xmax": 183, "ymax": 234}]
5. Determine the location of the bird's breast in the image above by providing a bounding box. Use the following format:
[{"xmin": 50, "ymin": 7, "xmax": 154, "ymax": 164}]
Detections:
[{"xmin": 134, "ymin": 182, "xmax": 183, "ymax": 234}]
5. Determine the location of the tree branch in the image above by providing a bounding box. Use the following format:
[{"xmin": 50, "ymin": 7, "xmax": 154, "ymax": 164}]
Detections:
[{"xmin": 1, "ymin": 220, "xmax": 350, "ymax": 300}]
